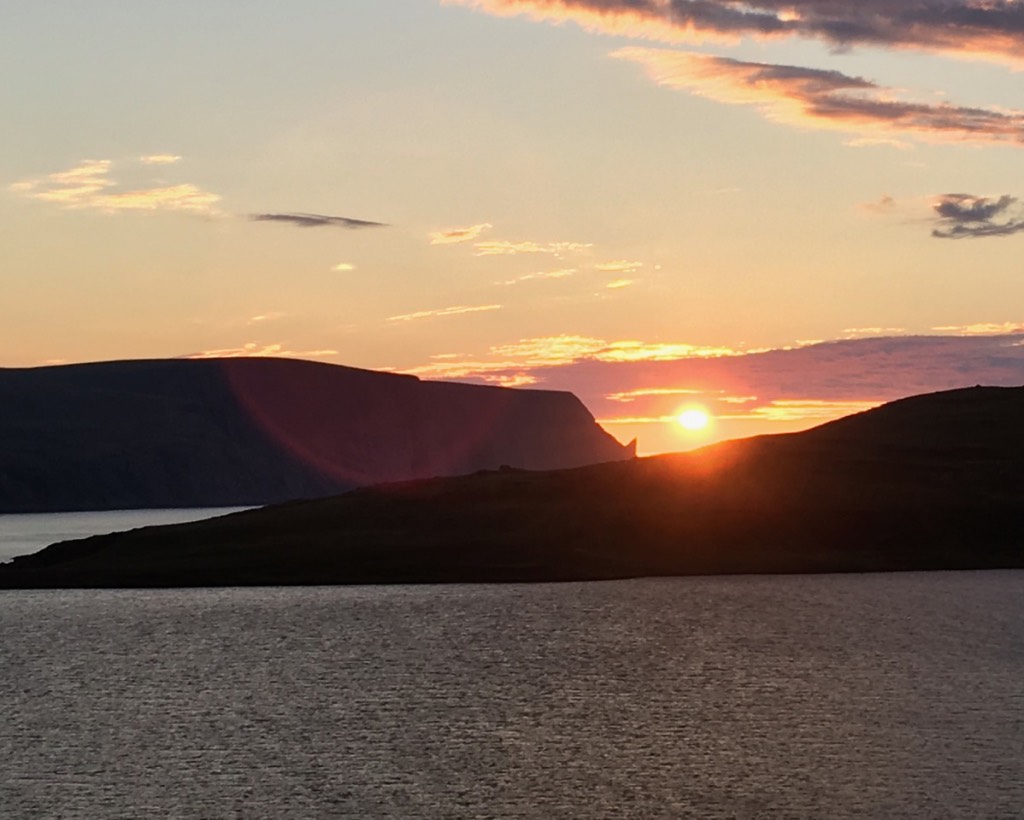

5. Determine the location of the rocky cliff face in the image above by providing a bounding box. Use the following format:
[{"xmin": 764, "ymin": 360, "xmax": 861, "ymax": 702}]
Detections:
[{"xmin": 0, "ymin": 357, "xmax": 631, "ymax": 512}]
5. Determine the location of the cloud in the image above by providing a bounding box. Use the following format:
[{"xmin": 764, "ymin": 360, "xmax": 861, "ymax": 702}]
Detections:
[
  {"xmin": 607, "ymin": 387, "xmax": 706, "ymax": 402},
  {"xmin": 247, "ymin": 313, "xmax": 285, "ymax": 324},
  {"xmin": 845, "ymin": 136, "xmax": 913, "ymax": 150},
  {"xmin": 181, "ymin": 343, "xmax": 338, "ymax": 360},
  {"xmin": 605, "ymin": 278, "xmax": 636, "ymax": 289},
  {"xmin": 475, "ymin": 239, "xmax": 593, "ymax": 256},
  {"xmin": 931, "ymin": 193, "xmax": 1024, "ymax": 238},
  {"xmin": 932, "ymin": 321, "xmax": 1024, "ymax": 335},
  {"xmin": 859, "ymin": 195, "xmax": 897, "ymax": 214},
  {"xmin": 397, "ymin": 331, "xmax": 1024, "ymax": 411},
  {"xmin": 498, "ymin": 268, "xmax": 578, "ymax": 285},
  {"xmin": 445, "ymin": 0, "xmax": 1024, "ymax": 66},
  {"xmin": 597, "ymin": 340, "xmax": 741, "ymax": 361},
  {"xmin": 386, "ymin": 303, "xmax": 503, "ymax": 323},
  {"xmin": 717, "ymin": 399, "xmax": 883, "ymax": 422},
  {"xmin": 429, "ymin": 222, "xmax": 493, "ymax": 244},
  {"xmin": 9, "ymin": 159, "xmax": 222, "ymax": 216},
  {"xmin": 404, "ymin": 335, "xmax": 744, "ymax": 379},
  {"xmin": 250, "ymin": 213, "xmax": 386, "ymax": 229},
  {"xmin": 400, "ymin": 328, "xmax": 1024, "ymax": 453},
  {"xmin": 843, "ymin": 326, "xmax": 908, "ymax": 336},
  {"xmin": 613, "ymin": 48, "xmax": 1024, "ymax": 146},
  {"xmin": 595, "ymin": 260, "xmax": 644, "ymax": 273},
  {"xmin": 138, "ymin": 154, "xmax": 181, "ymax": 165},
  {"xmin": 333, "ymin": 262, "xmax": 357, "ymax": 272}
]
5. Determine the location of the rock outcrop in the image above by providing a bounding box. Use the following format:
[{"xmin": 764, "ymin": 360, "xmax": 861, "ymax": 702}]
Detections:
[{"xmin": 0, "ymin": 357, "xmax": 631, "ymax": 513}]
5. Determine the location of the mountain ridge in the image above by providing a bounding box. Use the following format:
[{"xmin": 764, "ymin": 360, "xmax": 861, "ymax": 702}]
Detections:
[{"xmin": 0, "ymin": 356, "xmax": 631, "ymax": 513}]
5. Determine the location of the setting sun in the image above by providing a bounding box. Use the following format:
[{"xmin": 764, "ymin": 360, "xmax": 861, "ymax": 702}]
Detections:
[{"xmin": 677, "ymin": 407, "xmax": 711, "ymax": 431}]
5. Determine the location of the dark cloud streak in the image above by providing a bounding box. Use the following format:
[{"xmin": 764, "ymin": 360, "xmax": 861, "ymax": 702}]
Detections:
[
  {"xmin": 250, "ymin": 212, "xmax": 387, "ymax": 229},
  {"xmin": 932, "ymin": 193, "xmax": 1024, "ymax": 238},
  {"xmin": 453, "ymin": 0, "xmax": 1024, "ymax": 64}
]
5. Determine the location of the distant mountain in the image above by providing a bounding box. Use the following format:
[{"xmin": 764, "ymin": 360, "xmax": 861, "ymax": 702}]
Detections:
[
  {"xmin": 4, "ymin": 384, "xmax": 1022, "ymax": 588},
  {"xmin": 0, "ymin": 357, "xmax": 632, "ymax": 513}
]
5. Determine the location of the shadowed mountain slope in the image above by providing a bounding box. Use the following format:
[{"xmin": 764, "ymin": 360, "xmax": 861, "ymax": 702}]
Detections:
[
  {"xmin": 2, "ymin": 385, "xmax": 1021, "ymax": 588},
  {"xmin": 0, "ymin": 357, "xmax": 631, "ymax": 513}
]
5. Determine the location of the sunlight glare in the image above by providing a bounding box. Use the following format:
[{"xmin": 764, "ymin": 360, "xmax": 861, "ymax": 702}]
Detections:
[{"xmin": 677, "ymin": 407, "xmax": 711, "ymax": 431}]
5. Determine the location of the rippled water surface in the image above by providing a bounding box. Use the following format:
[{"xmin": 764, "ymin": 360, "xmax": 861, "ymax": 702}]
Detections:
[{"xmin": 2, "ymin": 573, "xmax": 1022, "ymax": 818}]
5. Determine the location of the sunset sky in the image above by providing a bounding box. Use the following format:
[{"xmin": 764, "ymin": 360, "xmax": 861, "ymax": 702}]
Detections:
[{"xmin": 4, "ymin": 0, "xmax": 1024, "ymax": 453}]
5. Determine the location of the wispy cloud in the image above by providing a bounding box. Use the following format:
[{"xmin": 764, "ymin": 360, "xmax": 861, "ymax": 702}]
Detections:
[
  {"xmin": 404, "ymin": 334, "xmax": 743, "ymax": 379},
  {"xmin": 474, "ymin": 239, "xmax": 593, "ymax": 257},
  {"xmin": 932, "ymin": 321, "xmax": 1024, "ymax": 335},
  {"xmin": 613, "ymin": 48, "xmax": 1024, "ymax": 147},
  {"xmin": 843, "ymin": 326, "xmax": 908, "ymax": 337},
  {"xmin": 332, "ymin": 262, "xmax": 357, "ymax": 272},
  {"xmin": 607, "ymin": 387, "xmax": 706, "ymax": 402},
  {"xmin": 595, "ymin": 260, "xmax": 644, "ymax": 273},
  {"xmin": 386, "ymin": 303, "xmax": 503, "ymax": 323},
  {"xmin": 138, "ymin": 154, "xmax": 181, "ymax": 165},
  {"xmin": 931, "ymin": 193, "xmax": 1024, "ymax": 238},
  {"xmin": 429, "ymin": 222, "xmax": 493, "ymax": 244},
  {"xmin": 497, "ymin": 268, "xmax": 578, "ymax": 286},
  {"xmin": 446, "ymin": 0, "xmax": 1024, "ymax": 66},
  {"xmin": 605, "ymin": 278, "xmax": 636, "ymax": 290},
  {"xmin": 250, "ymin": 213, "xmax": 386, "ymax": 229},
  {"xmin": 247, "ymin": 312, "xmax": 287, "ymax": 325},
  {"xmin": 718, "ymin": 399, "xmax": 882, "ymax": 422},
  {"xmin": 9, "ymin": 158, "xmax": 222, "ymax": 215},
  {"xmin": 181, "ymin": 343, "xmax": 338, "ymax": 360}
]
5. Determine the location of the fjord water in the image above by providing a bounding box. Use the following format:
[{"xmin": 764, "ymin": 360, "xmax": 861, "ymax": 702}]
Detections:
[
  {"xmin": 2, "ymin": 574, "xmax": 1022, "ymax": 818},
  {"xmin": 0, "ymin": 508, "xmax": 250, "ymax": 563}
]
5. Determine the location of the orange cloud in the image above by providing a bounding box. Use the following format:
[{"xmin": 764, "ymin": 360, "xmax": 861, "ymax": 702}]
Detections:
[
  {"xmin": 596, "ymin": 340, "xmax": 741, "ymax": 362},
  {"xmin": 718, "ymin": 399, "xmax": 882, "ymax": 422},
  {"xmin": 183, "ymin": 343, "xmax": 338, "ymax": 359},
  {"xmin": 429, "ymin": 222, "xmax": 493, "ymax": 244},
  {"xmin": 475, "ymin": 239, "xmax": 593, "ymax": 256},
  {"xmin": 613, "ymin": 48, "xmax": 1024, "ymax": 146},
  {"xmin": 932, "ymin": 322, "xmax": 1024, "ymax": 335},
  {"xmin": 386, "ymin": 304, "xmax": 503, "ymax": 323},
  {"xmin": 595, "ymin": 260, "xmax": 644, "ymax": 273},
  {"xmin": 498, "ymin": 268, "xmax": 578, "ymax": 286}
]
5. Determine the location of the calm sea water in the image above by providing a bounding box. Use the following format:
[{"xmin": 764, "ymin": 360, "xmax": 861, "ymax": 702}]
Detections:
[
  {"xmin": 0, "ymin": 508, "xmax": 250, "ymax": 563},
  {"xmin": 1, "ymin": 573, "xmax": 1021, "ymax": 818}
]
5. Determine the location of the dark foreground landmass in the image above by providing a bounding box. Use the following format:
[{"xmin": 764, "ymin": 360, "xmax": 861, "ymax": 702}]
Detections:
[
  {"xmin": 0, "ymin": 357, "xmax": 630, "ymax": 513},
  {"xmin": 3, "ymin": 385, "xmax": 1022, "ymax": 588}
]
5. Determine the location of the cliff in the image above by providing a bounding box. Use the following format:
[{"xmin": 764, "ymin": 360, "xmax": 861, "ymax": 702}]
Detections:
[
  {"xmin": 0, "ymin": 357, "xmax": 631, "ymax": 513},
  {"xmin": 3, "ymin": 385, "xmax": 1021, "ymax": 588}
]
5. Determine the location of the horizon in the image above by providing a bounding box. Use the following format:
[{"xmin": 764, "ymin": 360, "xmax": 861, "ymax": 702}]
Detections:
[{"xmin": 5, "ymin": 1, "xmax": 1024, "ymax": 454}]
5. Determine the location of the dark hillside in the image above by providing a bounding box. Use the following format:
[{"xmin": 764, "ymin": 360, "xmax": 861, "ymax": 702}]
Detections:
[
  {"xmin": 4, "ymin": 385, "xmax": 1021, "ymax": 588},
  {"xmin": 0, "ymin": 357, "xmax": 631, "ymax": 513}
]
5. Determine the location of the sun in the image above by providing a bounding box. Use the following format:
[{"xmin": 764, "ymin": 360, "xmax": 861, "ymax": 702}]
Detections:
[{"xmin": 677, "ymin": 407, "xmax": 711, "ymax": 431}]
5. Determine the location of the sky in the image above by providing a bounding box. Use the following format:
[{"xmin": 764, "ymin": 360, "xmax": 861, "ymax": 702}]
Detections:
[{"xmin": 3, "ymin": 0, "xmax": 1024, "ymax": 454}]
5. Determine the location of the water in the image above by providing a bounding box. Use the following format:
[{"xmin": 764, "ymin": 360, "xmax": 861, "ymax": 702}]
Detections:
[
  {"xmin": 1, "ymin": 573, "xmax": 1021, "ymax": 818},
  {"xmin": 0, "ymin": 508, "xmax": 251, "ymax": 563}
]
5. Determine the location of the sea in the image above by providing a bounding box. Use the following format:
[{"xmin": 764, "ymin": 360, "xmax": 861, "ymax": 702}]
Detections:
[{"xmin": 1, "ymin": 512, "xmax": 1022, "ymax": 818}]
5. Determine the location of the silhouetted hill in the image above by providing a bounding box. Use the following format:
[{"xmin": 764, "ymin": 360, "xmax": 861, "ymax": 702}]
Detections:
[
  {"xmin": 3, "ymin": 385, "xmax": 1021, "ymax": 588},
  {"xmin": 0, "ymin": 357, "xmax": 631, "ymax": 513}
]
